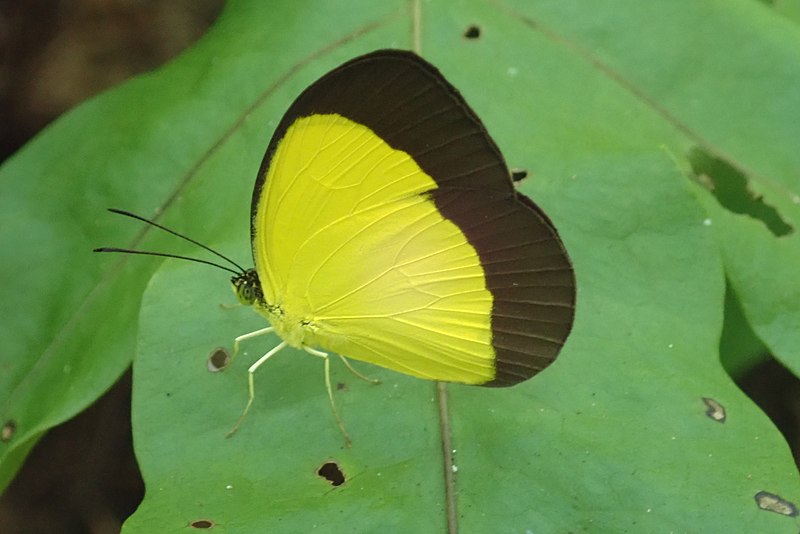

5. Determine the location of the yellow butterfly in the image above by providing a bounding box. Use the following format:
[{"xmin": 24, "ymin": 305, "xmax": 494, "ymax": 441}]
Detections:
[{"xmin": 99, "ymin": 50, "xmax": 575, "ymax": 445}]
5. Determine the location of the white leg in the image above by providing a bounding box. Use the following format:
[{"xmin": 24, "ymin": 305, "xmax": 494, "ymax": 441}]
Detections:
[
  {"xmin": 337, "ymin": 354, "xmax": 380, "ymax": 384},
  {"xmin": 303, "ymin": 345, "xmax": 327, "ymax": 358},
  {"xmin": 248, "ymin": 340, "xmax": 287, "ymax": 374},
  {"xmin": 226, "ymin": 340, "xmax": 286, "ymax": 438},
  {"xmin": 232, "ymin": 326, "xmax": 274, "ymax": 360},
  {"xmin": 303, "ymin": 346, "xmax": 352, "ymax": 447}
]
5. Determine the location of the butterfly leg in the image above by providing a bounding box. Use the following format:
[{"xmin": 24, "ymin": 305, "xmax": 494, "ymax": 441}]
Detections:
[
  {"xmin": 231, "ymin": 326, "xmax": 274, "ymax": 362},
  {"xmin": 226, "ymin": 340, "xmax": 286, "ymax": 438},
  {"xmin": 304, "ymin": 346, "xmax": 352, "ymax": 448},
  {"xmin": 337, "ymin": 355, "xmax": 381, "ymax": 384}
]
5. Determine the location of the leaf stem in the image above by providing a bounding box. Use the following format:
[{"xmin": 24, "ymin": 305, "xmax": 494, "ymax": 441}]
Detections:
[{"xmin": 436, "ymin": 381, "xmax": 458, "ymax": 534}]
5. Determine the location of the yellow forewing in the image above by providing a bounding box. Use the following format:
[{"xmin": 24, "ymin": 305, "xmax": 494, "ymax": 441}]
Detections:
[{"xmin": 253, "ymin": 114, "xmax": 495, "ymax": 383}]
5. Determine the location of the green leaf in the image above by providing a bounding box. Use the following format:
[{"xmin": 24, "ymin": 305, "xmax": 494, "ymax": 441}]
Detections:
[{"xmin": 2, "ymin": 0, "xmax": 799, "ymax": 532}]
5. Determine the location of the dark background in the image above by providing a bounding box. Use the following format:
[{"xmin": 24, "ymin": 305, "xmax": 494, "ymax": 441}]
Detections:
[
  {"xmin": 0, "ymin": 2, "xmax": 222, "ymax": 533},
  {"xmin": 0, "ymin": 2, "xmax": 797, "ymax": 533}
]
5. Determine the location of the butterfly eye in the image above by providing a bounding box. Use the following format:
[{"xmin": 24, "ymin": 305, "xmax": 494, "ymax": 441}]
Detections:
[{"xmin": 239, "ymin": 286, "xmax": 251, "ymax": 303}]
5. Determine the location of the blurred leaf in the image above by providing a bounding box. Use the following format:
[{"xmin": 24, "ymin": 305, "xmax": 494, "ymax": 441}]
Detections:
[
  {"xmin": 1, "ymin": 0, "xmax": 799, "ymax": 532},
  {"xmin": 763, "ymin": 0, "xmax": 800, "ymax": 26}
]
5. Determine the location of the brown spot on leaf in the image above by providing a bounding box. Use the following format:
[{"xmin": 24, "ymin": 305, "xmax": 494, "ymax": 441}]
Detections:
[
  {"xmin": 755, "ymin": 491, "xmax": 798, "ymax": 516},
  {"xmin": 317, "ymin": 461, "xmax": 346, "ymax": 487},
  {"xmin": 463, "ymin": 25, "xmax": 481, "ymax": 39},
  {"xmin": 207, "ymin": 347, "xmax": 230, "ymax": 372},
  {"xmin": 190, "ymin": 519, "xmax": 215, "ymax": 528},
  {"xmin": 510, "ymin": 169, "xmax": 528, "ymax": 182},
  {"xmin": 1, "ymin": 420, "xmax": 16, "ymax": 442},
  {"xmin": 702, "ymin": 397, "xmax": 726, "ymax": 423}
]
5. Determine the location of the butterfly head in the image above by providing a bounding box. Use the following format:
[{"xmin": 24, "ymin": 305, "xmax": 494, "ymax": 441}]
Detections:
[{"xmin": 232, "ymin": 269, "xmax": 264, "ymax": 307}]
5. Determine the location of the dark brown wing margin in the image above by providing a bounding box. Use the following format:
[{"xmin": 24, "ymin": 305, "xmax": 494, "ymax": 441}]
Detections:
[{"xmin": 253, "ymin": 49, "xmax": 575, "ymax": 386}]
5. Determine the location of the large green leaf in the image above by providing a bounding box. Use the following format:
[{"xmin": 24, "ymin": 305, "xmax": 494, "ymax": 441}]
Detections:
[
  {"xmin": 1, "ymin": 0, "xmax": 799, "ymax": 531},
  {"xmin": 515, "ymin": 0, "xmax": 800, "ymax": 380}
]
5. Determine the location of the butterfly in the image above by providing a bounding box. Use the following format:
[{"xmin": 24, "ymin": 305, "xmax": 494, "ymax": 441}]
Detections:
[{"xmin": 98, "ymin": 49, "xmax": 576, "ymax": 445}]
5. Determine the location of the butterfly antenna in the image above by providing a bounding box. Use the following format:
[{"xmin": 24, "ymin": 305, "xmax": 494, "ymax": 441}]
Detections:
[
  {"xmin": 102, "ymin": 208, "xmax": 247, "ymax": 273},
  {"xmin": 94, "ymin": 247, "xmax": 241, "ymax": 276}
]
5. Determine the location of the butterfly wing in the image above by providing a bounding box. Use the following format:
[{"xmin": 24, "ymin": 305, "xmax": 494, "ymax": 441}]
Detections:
[{"xmin": 251, "ymin": 50, "xmax": 575, "ymax": 386}]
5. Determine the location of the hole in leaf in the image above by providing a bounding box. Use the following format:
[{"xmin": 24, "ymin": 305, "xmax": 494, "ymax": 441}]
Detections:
[
  {"xmin": 755, "ymin": 491, "xmax": 798, "ymax": 516},
  {"xmin": 688, "ymin": 147, "xmax": 793, "ymax": 237},
  {"xmin": 510, "ymin": 168, "xmax": 528, "ymax": 182},
  {"xmin": 463, "ymin": 25, "xmax": 481, "ymax": 39},
  {"xmin": 1, "ymin": 420, "xmax": 16, "ymax": 442},
  {"xmin": 701, "ymin": 397, "xmax": 726, "ymax": 423},
  {"xmin": 190, "ymin": 519, "xmax": 215, "ymax": 529},
  {"xmin": 207, "ymin": 347, "xmax": 230, "ymax": 372},
  {"xmin": 317, "ymin": 461, "xmax": 346, "ymax": 486}
]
